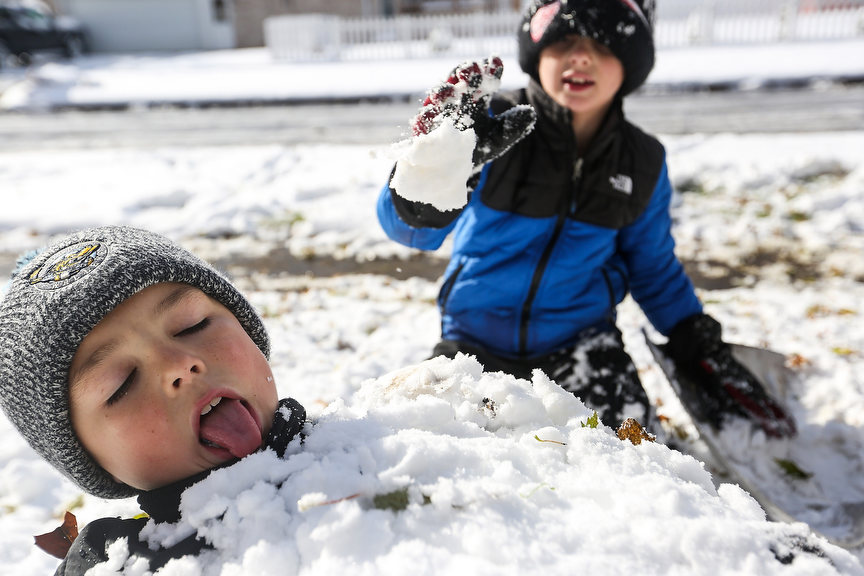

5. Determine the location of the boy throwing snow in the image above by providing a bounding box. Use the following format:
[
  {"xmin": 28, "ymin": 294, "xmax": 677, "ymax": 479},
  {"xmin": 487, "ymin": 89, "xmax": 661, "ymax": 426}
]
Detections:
[{"xmin": 378, "ymin": 0, "xmax": 794, "ymax": 438}]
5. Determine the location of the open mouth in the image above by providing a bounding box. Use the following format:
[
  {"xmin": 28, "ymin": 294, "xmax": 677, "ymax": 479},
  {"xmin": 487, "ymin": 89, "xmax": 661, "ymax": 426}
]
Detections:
[
  {"xmin": 564, "ymin": 77, "xmax": 594, "ymax": 90},
  {"xmin": 198, "ymin": 396, "xmax": 262, "ymax": 459}
]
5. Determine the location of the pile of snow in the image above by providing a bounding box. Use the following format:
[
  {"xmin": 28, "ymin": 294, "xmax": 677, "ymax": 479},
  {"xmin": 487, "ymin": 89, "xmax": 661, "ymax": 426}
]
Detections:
[{"xmin": 89, "ymin": 355, "xmax": 863, "ymax": 575}]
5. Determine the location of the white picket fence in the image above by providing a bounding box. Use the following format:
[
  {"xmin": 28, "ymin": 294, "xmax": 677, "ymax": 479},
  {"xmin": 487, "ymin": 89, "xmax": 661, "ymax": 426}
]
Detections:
[{"xmin": 265, "ymin": 1, "xmax": 864, "ymax": 62}]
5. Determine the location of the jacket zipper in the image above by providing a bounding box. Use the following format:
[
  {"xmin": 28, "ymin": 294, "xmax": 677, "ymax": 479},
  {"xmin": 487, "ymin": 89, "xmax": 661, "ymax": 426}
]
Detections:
[
  {"xmin": 600, "ymin": 269, "xmax": 616, "ymax": 325},
  {"xmin": 570, "ymin": 157, "xmax": 583, "ymax": 214},
  {"xmin": 601, "ymin": 262, "xmax": 629, "ymax": 324},
  {"xmin": 438, "ymin": 260, "xmax": 465, "ymax": 317},
  {"xmin": 518, "ymin": 155, "xmax": 583, "ymax": 354}
]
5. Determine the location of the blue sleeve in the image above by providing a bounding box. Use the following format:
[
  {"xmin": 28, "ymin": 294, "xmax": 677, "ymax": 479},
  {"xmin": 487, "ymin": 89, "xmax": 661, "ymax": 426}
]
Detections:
[
  {"xmin": 618, "ymin": 158, "xmax": 702, "ymax": 335},
  {"xmin": 376, "ymin": 182, "xmax": 459, "ymax": 251}
]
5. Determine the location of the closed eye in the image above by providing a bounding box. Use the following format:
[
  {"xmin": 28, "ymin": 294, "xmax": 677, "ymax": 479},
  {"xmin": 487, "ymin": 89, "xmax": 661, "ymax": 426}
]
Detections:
[
  {"xmin": 175, "ymin": 318, "xmax": 210, "ymax": 337},
  {"xmin": 107, "ymin": 368, "xmax": 136, "ymax": 406}
]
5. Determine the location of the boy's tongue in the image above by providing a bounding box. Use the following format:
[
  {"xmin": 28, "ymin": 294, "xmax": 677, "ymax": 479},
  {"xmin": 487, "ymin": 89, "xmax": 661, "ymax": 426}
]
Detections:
[{"xmin": 199, "ymin": 398, "xmax": 261, "ymax": 458}]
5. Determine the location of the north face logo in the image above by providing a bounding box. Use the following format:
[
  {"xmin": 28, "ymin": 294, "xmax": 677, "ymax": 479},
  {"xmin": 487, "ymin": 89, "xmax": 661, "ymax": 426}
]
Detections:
[{"xmin": 609, "ymin": 174, "xmax": 633, "ymax": 195}]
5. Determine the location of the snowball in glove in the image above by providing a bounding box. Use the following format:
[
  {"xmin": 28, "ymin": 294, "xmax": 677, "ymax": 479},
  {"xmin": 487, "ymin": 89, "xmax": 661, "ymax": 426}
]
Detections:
[{"xmin": 391, "ymin": 56, "xmax": 536, "ymax": 212}]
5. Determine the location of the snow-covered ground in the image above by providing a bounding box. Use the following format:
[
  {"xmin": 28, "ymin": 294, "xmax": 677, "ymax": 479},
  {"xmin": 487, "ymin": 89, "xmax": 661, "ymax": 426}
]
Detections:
[{"xmin": 1, "ymin": 42, "xmax": 864, "ymax": 575}]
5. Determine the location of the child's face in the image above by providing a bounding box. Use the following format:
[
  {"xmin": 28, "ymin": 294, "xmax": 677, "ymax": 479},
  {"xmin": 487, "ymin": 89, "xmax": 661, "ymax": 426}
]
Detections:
[
  {"xmin": 537, "ymin": 34, "xmax": 624, "ymax": 121},
  {"xmin": 68, "ymin": 282, "xmax": 278, "ymax": 491}
]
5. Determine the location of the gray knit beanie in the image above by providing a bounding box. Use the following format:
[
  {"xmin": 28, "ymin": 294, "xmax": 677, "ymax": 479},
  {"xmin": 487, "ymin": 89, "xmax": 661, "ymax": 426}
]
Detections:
[{"xmin": 0, "ymin": 226, "xmax": 270, "ymax": 499}]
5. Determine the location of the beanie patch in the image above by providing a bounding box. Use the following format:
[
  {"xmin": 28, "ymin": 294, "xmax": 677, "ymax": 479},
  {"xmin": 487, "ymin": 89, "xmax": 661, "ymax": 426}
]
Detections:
[
  {"xmin": 530, "ymin": 1, "xmax": 560, "ymax": 42},
  {"xmin": 27, "ymin": 240, "xmax": 108, "ymax": 290}
]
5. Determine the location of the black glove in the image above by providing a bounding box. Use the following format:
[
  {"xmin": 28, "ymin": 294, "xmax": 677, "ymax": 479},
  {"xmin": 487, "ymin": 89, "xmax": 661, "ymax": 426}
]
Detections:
[
  {"xmin": 665, "ymin": 314, "xmax": 796, "ymax": 439},
  {"xmin": 410, "ymin": 56, "xmax": 537, "ymax": 170},
  {"xmin": 389, "ymin": 57, "xmax": 536, "ymax": 228}
]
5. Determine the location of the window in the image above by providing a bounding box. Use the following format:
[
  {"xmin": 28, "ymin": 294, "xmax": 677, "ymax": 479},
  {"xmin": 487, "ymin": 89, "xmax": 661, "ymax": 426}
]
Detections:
[
  {"xmin": 212, "ymin": 0, "xmax": 227, "ymax": 22},
  {"xmin": 11, "ymin": 7, "xmax": 52, "ymax": 31}
]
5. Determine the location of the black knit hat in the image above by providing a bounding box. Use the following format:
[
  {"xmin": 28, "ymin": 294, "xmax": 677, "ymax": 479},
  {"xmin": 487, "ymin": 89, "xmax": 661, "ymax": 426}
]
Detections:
[
  {"xmin": 0, "ymin": 226, "xmax": 270, "ymax": 499},
  {"xmin": 518, "ymin": 0, "xmax": 656, "ymax": 96}
]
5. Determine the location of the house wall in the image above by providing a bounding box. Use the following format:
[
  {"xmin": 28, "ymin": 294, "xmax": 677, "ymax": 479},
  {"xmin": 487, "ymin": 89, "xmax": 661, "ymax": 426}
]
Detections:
[
  {"xmin": 53, "ymin": 0, "xmax": 234, "ymax": 52},
  {"xmin": 234, "ymin": 0, "xmax": 386, "ymax": 48},
  {"xmin": 50, "ymin": 0, "xmax": 522, "ymax": 52},
  {"xmin": 234, "ymin": 0, "xmax": 516, "ymax": 47},
  {"xmin": 394, "ymin": 0, "xmax": 517, "ymax": 13}
]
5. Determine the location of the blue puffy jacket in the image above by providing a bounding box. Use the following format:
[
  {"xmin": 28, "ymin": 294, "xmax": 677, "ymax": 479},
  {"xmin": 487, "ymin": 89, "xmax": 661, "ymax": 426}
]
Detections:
[{"xmin": 378, "ymin": 81, "xmax": 702, "ymax": 359}]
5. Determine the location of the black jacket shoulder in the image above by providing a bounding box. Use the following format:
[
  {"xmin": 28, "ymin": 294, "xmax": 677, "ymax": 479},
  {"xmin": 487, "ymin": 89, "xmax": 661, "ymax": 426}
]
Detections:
[
  {"xmin": 55, "ymin": 516, "xmax": 205, "ymax": 575},
  {"xmin": 55, "ymin": 517, "xmax": 142, "ymax": 575}
]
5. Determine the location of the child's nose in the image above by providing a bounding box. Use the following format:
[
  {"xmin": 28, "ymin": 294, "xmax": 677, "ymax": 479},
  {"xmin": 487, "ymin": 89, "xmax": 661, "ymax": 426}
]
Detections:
[
  {"xmin": 167, "ymin": 364, "xmax": 201, "ymax": 392},
  {"xmin": 161, "ymin": 349, "xmax": 204, "ymax": 394},
  {"xmin": 567, "ymin": 39, "xmax": 593, "ymax": 63}
]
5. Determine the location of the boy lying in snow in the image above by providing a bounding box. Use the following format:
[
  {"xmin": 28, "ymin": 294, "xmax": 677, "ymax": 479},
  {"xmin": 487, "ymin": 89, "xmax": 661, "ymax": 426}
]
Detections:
[{"xmin": 0, "ymin": 226, "xmax": 306, "ymax": 574}]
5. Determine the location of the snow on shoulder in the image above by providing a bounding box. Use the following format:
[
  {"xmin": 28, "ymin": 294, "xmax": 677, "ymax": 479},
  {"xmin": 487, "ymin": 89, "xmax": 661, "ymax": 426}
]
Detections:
[{"xmin": 112, "ymin": 355, "xmax": 858, "ymax": 574}]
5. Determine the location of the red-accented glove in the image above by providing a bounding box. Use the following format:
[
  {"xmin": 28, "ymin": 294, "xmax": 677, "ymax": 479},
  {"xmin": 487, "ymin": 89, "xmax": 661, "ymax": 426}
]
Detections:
[
  {"xmin": 410, "ymin": 56, "xmax": 536, "ymax": 169},
  {"xmin": 665, "ymin": 314, "xmax": 796, "ymax": 439},
  {"xmin": 388, "ymin": 57, "xmax": 535, "ymax": 227}
]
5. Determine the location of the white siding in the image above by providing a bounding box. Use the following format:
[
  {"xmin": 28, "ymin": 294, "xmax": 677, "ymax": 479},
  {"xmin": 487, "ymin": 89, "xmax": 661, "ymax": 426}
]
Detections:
[{"xmin": 57, "ymin": 0, "xmax": 234, "ymax": 52}]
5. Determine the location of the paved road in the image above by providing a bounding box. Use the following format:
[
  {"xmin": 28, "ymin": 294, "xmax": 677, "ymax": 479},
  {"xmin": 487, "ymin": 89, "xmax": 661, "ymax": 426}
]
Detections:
[{"xmin": 0, "ymin": 85, "xmax": 862, "ymax": 151}]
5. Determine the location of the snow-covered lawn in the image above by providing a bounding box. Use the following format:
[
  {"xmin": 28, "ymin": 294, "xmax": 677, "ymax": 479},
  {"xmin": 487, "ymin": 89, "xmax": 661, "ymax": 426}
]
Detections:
[{"xmin": 1, "ymin": 127, "xmax": 862, "ymax": 574}]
